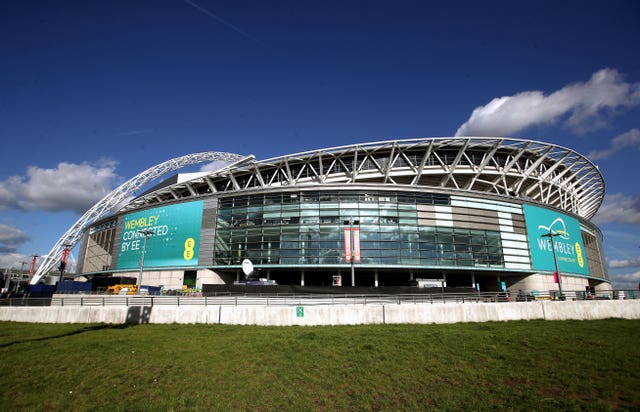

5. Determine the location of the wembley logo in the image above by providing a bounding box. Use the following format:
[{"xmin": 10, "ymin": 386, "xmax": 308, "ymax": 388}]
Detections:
[
  {"xmin": 537, "ymin": 217, "xmax": 570, "ymax": 240},
  {"xmin": 536, "ymin": 216, "xmax": 577, "ymax": 257}
]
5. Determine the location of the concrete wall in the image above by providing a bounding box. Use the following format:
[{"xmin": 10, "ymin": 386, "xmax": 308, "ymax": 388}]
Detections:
[{"xmin": 1, "ymin": 300, "xmax": 639, "ymax": 326}]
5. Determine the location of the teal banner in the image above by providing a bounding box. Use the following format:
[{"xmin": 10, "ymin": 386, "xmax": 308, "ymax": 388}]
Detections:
[
  {"xmin": 116, "ymin": 201, "xmax": 203, "ymax": 269},
  {"xmin": 523, "ymin": 204, "xmax": 588, "ymax": 276}
]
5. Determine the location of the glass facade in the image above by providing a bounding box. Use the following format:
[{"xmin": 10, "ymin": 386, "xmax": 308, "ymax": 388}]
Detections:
[{"xmin": 213, "ymin": 191, "xmax": 504, "ymax": 268}]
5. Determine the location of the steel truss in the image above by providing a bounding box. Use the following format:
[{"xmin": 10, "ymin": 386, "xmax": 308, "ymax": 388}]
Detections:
[{"xmin": 129, "ymin": 137, "xmax": 604, "ymax": 220}]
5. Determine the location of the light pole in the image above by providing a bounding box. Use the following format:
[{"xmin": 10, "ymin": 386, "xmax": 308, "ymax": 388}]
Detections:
[
  {"xmin": 541, "ymin": 231, "xmax": 562, "ymax": 299},
  {"xmin": 137, "ymin": 229, "xmax": 154, "ymax": 294}
]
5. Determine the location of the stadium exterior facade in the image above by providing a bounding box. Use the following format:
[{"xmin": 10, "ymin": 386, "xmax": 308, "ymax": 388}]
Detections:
[{"xmin": 72, "ymin": 137, "xmax": 609, "ymax": 293}]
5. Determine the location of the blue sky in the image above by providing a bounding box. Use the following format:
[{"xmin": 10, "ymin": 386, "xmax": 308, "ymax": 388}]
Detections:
[{"xmin": 1, "ymin": 1, "xmax": 639, "ymax": 288}]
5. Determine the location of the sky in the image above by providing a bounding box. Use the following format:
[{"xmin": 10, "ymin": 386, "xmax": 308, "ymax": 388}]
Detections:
[{"xmin": 1, "ymin": 0, "xmax": 639, "ymax": 288}]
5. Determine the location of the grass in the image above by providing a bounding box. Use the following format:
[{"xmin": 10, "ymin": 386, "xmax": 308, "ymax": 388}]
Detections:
[{"xmin": 1, "ymin": 319, "xmax": 639, "ymax": 411}]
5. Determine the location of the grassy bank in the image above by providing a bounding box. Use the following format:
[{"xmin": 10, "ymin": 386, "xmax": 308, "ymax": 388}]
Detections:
[{"xmin": 1, "ymin": 319, "xmax": 638, "ymax": 411}]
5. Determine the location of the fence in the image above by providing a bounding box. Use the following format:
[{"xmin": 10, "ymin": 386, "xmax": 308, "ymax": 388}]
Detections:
[{"xmin": 0, "ymin": 289, "xmax": 637, "ymax": 307}]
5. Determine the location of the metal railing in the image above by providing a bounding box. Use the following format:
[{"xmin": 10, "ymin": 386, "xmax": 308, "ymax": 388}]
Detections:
[{"xmin": 0, "ymin": 289, "xmax": 637, "ymax": 307}]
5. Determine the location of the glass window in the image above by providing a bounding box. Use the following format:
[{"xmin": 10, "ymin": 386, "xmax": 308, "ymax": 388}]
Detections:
[
  {"xmin": 264, "ymin": 194, "xmax": 282, "ymax": 205},
  {"xmin": 339, "ymin": 193, "xmax": 359, "ymax": 202},
  {"xmin": 340, "ymin": 210, "xmax": 359, "ymax": 220},
  {"xmin": 300, "ymin": 209, "xmax": 319, "ymax": 216},
  {"xmin": 219, "ymin": 197, "xmax": 233, "ymax": 208},
  {"xmin": 320, "ymin": 216, "xmax": 339, "ymax": 224},
  {"xmin": 319, "ymin": 203, "xmax": 340, "ymax": 210},
  {"xmin": 282, "ymin": 193, "xmax": 299, "ymax": 204},
  {"xmin": 214, "ymin": 190, "xmax": 498, "ymax": 269},
  {"xmin": 396, "ymin": 194, "xmax": 415, "ymax": 204},
  {"xmin": 438, "ymin": 233, "xmax": 454, "ymax": 245},
  {"xmin": 319, "ymin": 192, "xmax": 339, "ymax": 202},
  {"xmin": 233, "ymin": 197, "xmax": 249, "ymax": 207},
  {"xmin": 471, "ymin": 245, "xmax": 488, "ymax": 253},
  {"xmin": 361, "ymin": 230, "xmax": 380, "ymax": 241},
  {"xmin": 301, "ymin": 192, "xmax": 319, "ymax": 203}
]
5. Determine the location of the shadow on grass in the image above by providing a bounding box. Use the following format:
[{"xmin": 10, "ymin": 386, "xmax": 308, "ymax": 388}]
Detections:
[
  {"xmin": 1, "ymin": 306, "xmax": 153, "ymax": 347},
  {"xmin": 0, "ymin": 323, "xmax": 134, "ymax": 348}
]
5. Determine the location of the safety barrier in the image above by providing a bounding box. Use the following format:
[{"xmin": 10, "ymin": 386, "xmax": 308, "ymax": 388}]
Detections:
[
  {"xmin": 0, "ymin": 289, "xmax": 637, "ymax": 308},
  {"xmin": 1, "ymin": 299, "xmax": 639, "ymax": 325}
]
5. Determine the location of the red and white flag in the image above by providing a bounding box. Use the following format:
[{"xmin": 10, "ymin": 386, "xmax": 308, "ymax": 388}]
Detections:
[{"xmin": 344, "ymin": 228, "xmax": 352, "ymax": 263}]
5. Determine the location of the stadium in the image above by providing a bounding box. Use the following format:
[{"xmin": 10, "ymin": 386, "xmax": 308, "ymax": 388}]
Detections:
[{"xmin": 32, "ymin": 137, "xmax": 609, "ymax": 295}]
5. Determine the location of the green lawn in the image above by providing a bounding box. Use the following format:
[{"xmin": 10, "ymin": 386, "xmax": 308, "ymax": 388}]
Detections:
[{"xmin": 1, "ymin": 319, "xmax": 638, "ymax": 411}]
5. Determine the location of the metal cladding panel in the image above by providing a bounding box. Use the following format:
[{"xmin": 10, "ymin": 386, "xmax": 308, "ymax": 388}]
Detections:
[
  {"xmin": 201, "ymin": 198, "xmax": 218, "ymax": 229},
  {"xmin": 111, "ymin": 215, "xmax": 124, "ymax": 270},
  {"xmin": 198, "ymin": 198, "xmax": 218, "ymax": 266},
  {"xmin": 76, "ymin": 230, "xmax": 90, "ymax": 274},
  {"xmin": 198, "ymin": 229, "xmax": 215, "ymax": 266}
]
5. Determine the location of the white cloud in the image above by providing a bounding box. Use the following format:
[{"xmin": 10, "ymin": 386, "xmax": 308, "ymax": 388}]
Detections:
[
  {"xmin": 587, "ymin": 128, "xmax": 640, "ymax": 160},
  {"xmin": 0, "ymin": 224, "xmax": 30, "ymax": 253},
  {"xmin": 609, "ymin": 270, "xmax": 640, "ymax": 290},
  {"xmin": 0, "ymin": 160, "xmax": 120, "ymax": 214},
  {"xmin": 199, "ymin": 160, "xmax": 234, "ymax": 173},
  {"xmin": 455, "ymin": 68, "xmax": 640, "ymax": 137},
  {"xmin": 0, "ymin": 252, "xmax": 31, "ymax": 271},
  {"xmin": 592, "ymin": 193, "xmax": 640, "ymax": 225},
  {"xmin": 609, "ymin": 258, "xmax": 640, "ymax": 269}
]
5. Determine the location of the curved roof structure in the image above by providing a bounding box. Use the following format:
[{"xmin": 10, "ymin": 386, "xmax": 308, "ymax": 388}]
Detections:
[
  {"xmin": 33, "ymin": 137, "xmax": 606, "ymax": 284},
  {"xmin": 127, "ymin": 137, "xmax": 605, "ymax": 220}
]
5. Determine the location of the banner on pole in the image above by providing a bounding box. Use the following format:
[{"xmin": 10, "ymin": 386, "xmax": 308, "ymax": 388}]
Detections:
[
  {"xmin": 344, "ymin": 228, "xmax": 351, "ymax": 263},
  {"xmin": 353, "ymin": 227, "xmax": 361, "ymax": 263}
]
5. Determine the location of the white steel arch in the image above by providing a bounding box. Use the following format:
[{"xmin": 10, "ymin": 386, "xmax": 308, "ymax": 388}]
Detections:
[{"xmin": 31, "ymin": 151, "xmax": 253, "ymax": 284}]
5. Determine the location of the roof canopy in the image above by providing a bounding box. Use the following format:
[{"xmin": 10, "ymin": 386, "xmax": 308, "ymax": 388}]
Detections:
[{"xmin": 130, "ymin": 137, "xmax": 604, "ymax": 220}]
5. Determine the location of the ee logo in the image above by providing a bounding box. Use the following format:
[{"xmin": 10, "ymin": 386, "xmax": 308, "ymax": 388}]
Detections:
[
  {"xmin": 575, "ymin": 242, "xmax": 584, "ymax": 268},
  {"xmin": 184, "ymin": 238, "xmax": 196, "ymax": 260}
]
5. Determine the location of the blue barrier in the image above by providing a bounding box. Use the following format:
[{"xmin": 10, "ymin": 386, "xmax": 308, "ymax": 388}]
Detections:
[{"xmin": 55, "ymin": 281, "xmax": 92, "ymax": 294}]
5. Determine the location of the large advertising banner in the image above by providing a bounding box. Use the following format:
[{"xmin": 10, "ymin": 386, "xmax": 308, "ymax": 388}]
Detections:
[
  {"xmin": 116, "ymin": 200, "xmax": 204, "ymax": 269},
  {"xmin": 523, "ymin": 204, "xmax": 589, "ymax": 276}
]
